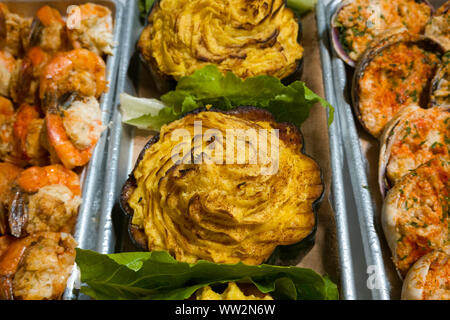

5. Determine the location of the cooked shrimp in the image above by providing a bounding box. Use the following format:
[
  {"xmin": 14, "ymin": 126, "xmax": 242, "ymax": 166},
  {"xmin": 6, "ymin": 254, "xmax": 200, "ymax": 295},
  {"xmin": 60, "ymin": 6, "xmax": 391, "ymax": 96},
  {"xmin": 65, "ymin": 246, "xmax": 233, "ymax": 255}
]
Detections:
[
  {"xmin": 0, "ymin": 234, "xmax": 12, "ymax": 255},
  {"xmin": 0, "ymin": 235, "xmax": 32, "ymax": 299},
  {"xmin": 40, "ymin": 48, "xmax": 107, "ymax": 109},
  {"xmin": 26, "ymin": 185, "xmax": 81, "ymax": 234},
  {"xmin": 0, "ymin": 3, "xmax": 30, "ymax": 57},
  {"xmin": 46, "ymin": 95, "xmax": 105, "ymax": 169},
  {"xmin": 23, "ymin": 5, "xmax": 66, "ymax": 53},
  {"xmin": 0, "ymin": 50, "xmax": 15, "ymax": 97},
  {"xmin": 13, "ymin": 104, "xmax": 47, "ymax": 166},
  {"xmin": 1, "ymin": 164, "xmax": 82, "ymax": 237},
  {"xmin": 10, "ymin": 47, "xmax": 49, "ymax": 105},
  {"xmin": 16, "ymin": 164, "xmax": 81, "ymax": 196},
  {"xmin": 0, "ymin": 96, "xmax": 16, "ymax": 162},
  {"xmin": 67, "ymin": 3, "xmax": 114, "ymax": 56},
  {"xmin": 0, "ymin": 101, "xmax": 49, "ymax": 166},
  {"xmin": 0, "ymin": 232, "xmax": 76, "ymax": 300}
]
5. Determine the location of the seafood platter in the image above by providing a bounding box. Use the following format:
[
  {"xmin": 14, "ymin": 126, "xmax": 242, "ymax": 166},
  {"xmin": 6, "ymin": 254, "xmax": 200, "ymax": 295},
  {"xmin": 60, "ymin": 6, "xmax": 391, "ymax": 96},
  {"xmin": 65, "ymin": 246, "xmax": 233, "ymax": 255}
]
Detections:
[{"xmin": 0, "ymin": 0, "xmax": 448, "ymax": 301}]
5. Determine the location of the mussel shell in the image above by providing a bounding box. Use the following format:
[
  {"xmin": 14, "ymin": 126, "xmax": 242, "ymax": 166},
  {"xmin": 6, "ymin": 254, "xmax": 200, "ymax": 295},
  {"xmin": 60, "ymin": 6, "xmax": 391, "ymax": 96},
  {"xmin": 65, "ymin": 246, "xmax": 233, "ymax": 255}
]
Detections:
[
  {"xmin": 352, "ymin": 32, "xmax": 445, "ymax": 137},
  {"xmin": 120, "ymin": 106, "xmax": 323, "ymax": 266},
  {"xmin": 330, "ymin": 0, "xmax": 357, "ymax": 67},
  {"xmin": 331, "ymin": 0, "xmax": 435, "ymax": 67},
  {"xmin": 378, "ymin": 105, "xmax": 415, "ymax": 197},
  {"xmin": 138, "ymin": 0, "xmax": 304, "ymax": 94},
  {"xmin": 430, "ymin": 52, "xmax": 449, "ymax": 108}
]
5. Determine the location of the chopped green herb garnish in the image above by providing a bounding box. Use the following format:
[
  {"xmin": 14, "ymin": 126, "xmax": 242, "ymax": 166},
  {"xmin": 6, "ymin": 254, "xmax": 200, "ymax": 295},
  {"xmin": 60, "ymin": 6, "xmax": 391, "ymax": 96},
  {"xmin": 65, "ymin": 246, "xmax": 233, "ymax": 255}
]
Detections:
[{"xmin": 431, "ymin": 142, "xmax": 443, "ymax": 149}]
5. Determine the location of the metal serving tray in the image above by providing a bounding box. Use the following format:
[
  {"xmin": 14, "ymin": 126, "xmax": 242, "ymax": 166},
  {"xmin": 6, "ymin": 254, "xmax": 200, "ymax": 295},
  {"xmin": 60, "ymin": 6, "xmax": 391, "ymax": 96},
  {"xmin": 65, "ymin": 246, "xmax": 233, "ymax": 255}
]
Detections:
[
  {"xmin": 94, "ymin": 0, "xmax": 141, "ymax": 257},
  {"xmin": 95, "ymin": 0, "xmax": 351, "ymax": 298},
  {"xmin": 3, "ymin": 0, "xmax": 126, "ymax": 300},
  {"xmin": 316, "ymin": 0, "xmax": 390, "ymax": 300},
  {"xmin": 317, "ymin": 0, "xmax": 448, "ymax": 300},
  {"xmin": 92, "ymin": 0, "xmax": 404, "ymax": 300}
]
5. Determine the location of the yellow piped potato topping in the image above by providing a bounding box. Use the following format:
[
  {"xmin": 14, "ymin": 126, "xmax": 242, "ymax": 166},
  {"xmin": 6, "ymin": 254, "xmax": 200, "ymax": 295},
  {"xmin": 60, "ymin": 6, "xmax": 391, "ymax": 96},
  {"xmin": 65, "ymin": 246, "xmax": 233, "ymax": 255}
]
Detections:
[
  {"xmin": 195, "ymin": 282, "xmax": 273, "ymax": 300},
  {"xmin": 138, "ymin": 0, "xmax": 303, "ymax": 80},
  {"xmin": 125, "ymin": 109, "xmax": 323, "ymax": 265}
]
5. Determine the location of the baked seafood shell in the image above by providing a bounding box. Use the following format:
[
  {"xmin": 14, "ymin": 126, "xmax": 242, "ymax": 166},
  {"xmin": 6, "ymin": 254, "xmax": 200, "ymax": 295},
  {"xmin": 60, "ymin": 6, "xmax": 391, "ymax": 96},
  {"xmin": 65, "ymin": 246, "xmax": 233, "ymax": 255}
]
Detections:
[
  {"xmin": 352, "ymin": 31, "xmax": 444, "ymax": 138},
  {"xmin": 382, "ymin": 158, "xmax": 449, "ymax": 278},
  {"xmin": 331, "ymin": 0, "xmax": 434, "ymax": 67},
  {"xmin": 378, "ymin": 105, "xmax": 449, "ymax": 197}
]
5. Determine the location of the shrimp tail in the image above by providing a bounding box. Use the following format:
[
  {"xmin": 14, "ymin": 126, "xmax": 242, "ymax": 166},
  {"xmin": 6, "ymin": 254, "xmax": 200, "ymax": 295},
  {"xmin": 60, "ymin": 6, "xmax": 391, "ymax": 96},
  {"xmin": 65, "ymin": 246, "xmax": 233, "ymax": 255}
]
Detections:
[
  {"xmin": 0, "ymin": 276, "xmax": 13, "ymax": 300},
  {"xmin": 8, "ymin": 189, "xmax": 28, "ymax": 238},
  {"xmin": 26, "ymin": 18, "xmax": 44, "ymax": 51}
]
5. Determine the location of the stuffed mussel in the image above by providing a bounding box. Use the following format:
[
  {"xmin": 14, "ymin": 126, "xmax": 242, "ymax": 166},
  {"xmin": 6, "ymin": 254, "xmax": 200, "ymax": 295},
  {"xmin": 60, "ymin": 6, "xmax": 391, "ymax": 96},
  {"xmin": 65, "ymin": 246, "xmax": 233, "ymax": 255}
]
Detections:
[
  {"xmin": 121, "ymin": 107, "xmax": 323, "ymax": 266},
  {"xmin": 378, "ymin": 105, "xmax": 449, "ymax": 196},
  {"xmin": 138, "ymin": 0, "xmax": 304, "ymax": 92},
  {"xmin": 331, "ymin": 0, "xmax": 433, "ymax": 67},
  {"xmin": 352, "ymin": 31, "xmax": 444, "ymax": 138}
]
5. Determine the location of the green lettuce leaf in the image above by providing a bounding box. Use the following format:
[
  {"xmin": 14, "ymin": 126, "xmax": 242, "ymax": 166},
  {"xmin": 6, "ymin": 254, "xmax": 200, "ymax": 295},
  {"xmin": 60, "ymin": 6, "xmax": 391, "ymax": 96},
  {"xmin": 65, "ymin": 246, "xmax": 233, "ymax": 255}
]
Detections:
[
  {"xmin": 287, "ymin": 0, "xmax": 317, "ymax": 16},
  {"xmin": 76, "ymin": 249, "xmax": 338, "ymax": 300},
  {"xmin": 138, "ymin": 0, "xmax": 155, "ymax": 20},
  {"xmin": 121, "ymin": 65, "xmax": 333, "ymax": 131}
]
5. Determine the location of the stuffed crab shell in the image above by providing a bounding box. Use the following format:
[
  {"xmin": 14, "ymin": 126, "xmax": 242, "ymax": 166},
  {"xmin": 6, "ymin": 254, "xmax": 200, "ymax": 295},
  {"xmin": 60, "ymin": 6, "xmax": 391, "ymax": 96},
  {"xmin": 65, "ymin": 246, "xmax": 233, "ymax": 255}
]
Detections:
[
  {"xmin": 382, "ymin": 158, "xmax": 449, "ymax": 277},
  {"xmin": 352, "ymin": 32, "xmax": 443, "ymax": 138},
  {"xmin": 379, "ymin": 105, "xmax": 449, "ymax": 196},
  {"xmin": 121, "ymin": 107, "xmax": 323, "ymax": 265},
  {"xmin": 402, "ymin": 246, "xmax": 449, "ymax": 300},
  {"xmin": 138, "ymin": 0, "xmax": 303, "ymax": 85}
]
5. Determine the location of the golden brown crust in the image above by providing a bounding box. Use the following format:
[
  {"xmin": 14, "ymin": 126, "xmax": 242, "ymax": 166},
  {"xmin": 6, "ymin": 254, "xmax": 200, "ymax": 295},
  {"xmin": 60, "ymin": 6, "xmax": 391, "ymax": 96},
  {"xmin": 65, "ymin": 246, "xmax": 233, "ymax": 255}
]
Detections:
[
  {"xmin": 352, "ymin": 32, "xmax": 444, "ymax": 138},
  {"xmin": 138, "ymin": 0, "xmax": 303, "ymax": 90},
  {"xmin": 120, "ymin": 107, "xmax": 322, "ymax": 264},
  {"xmin": 382, "ymin": 158, "xmax": 449, "ymax": 277}
]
